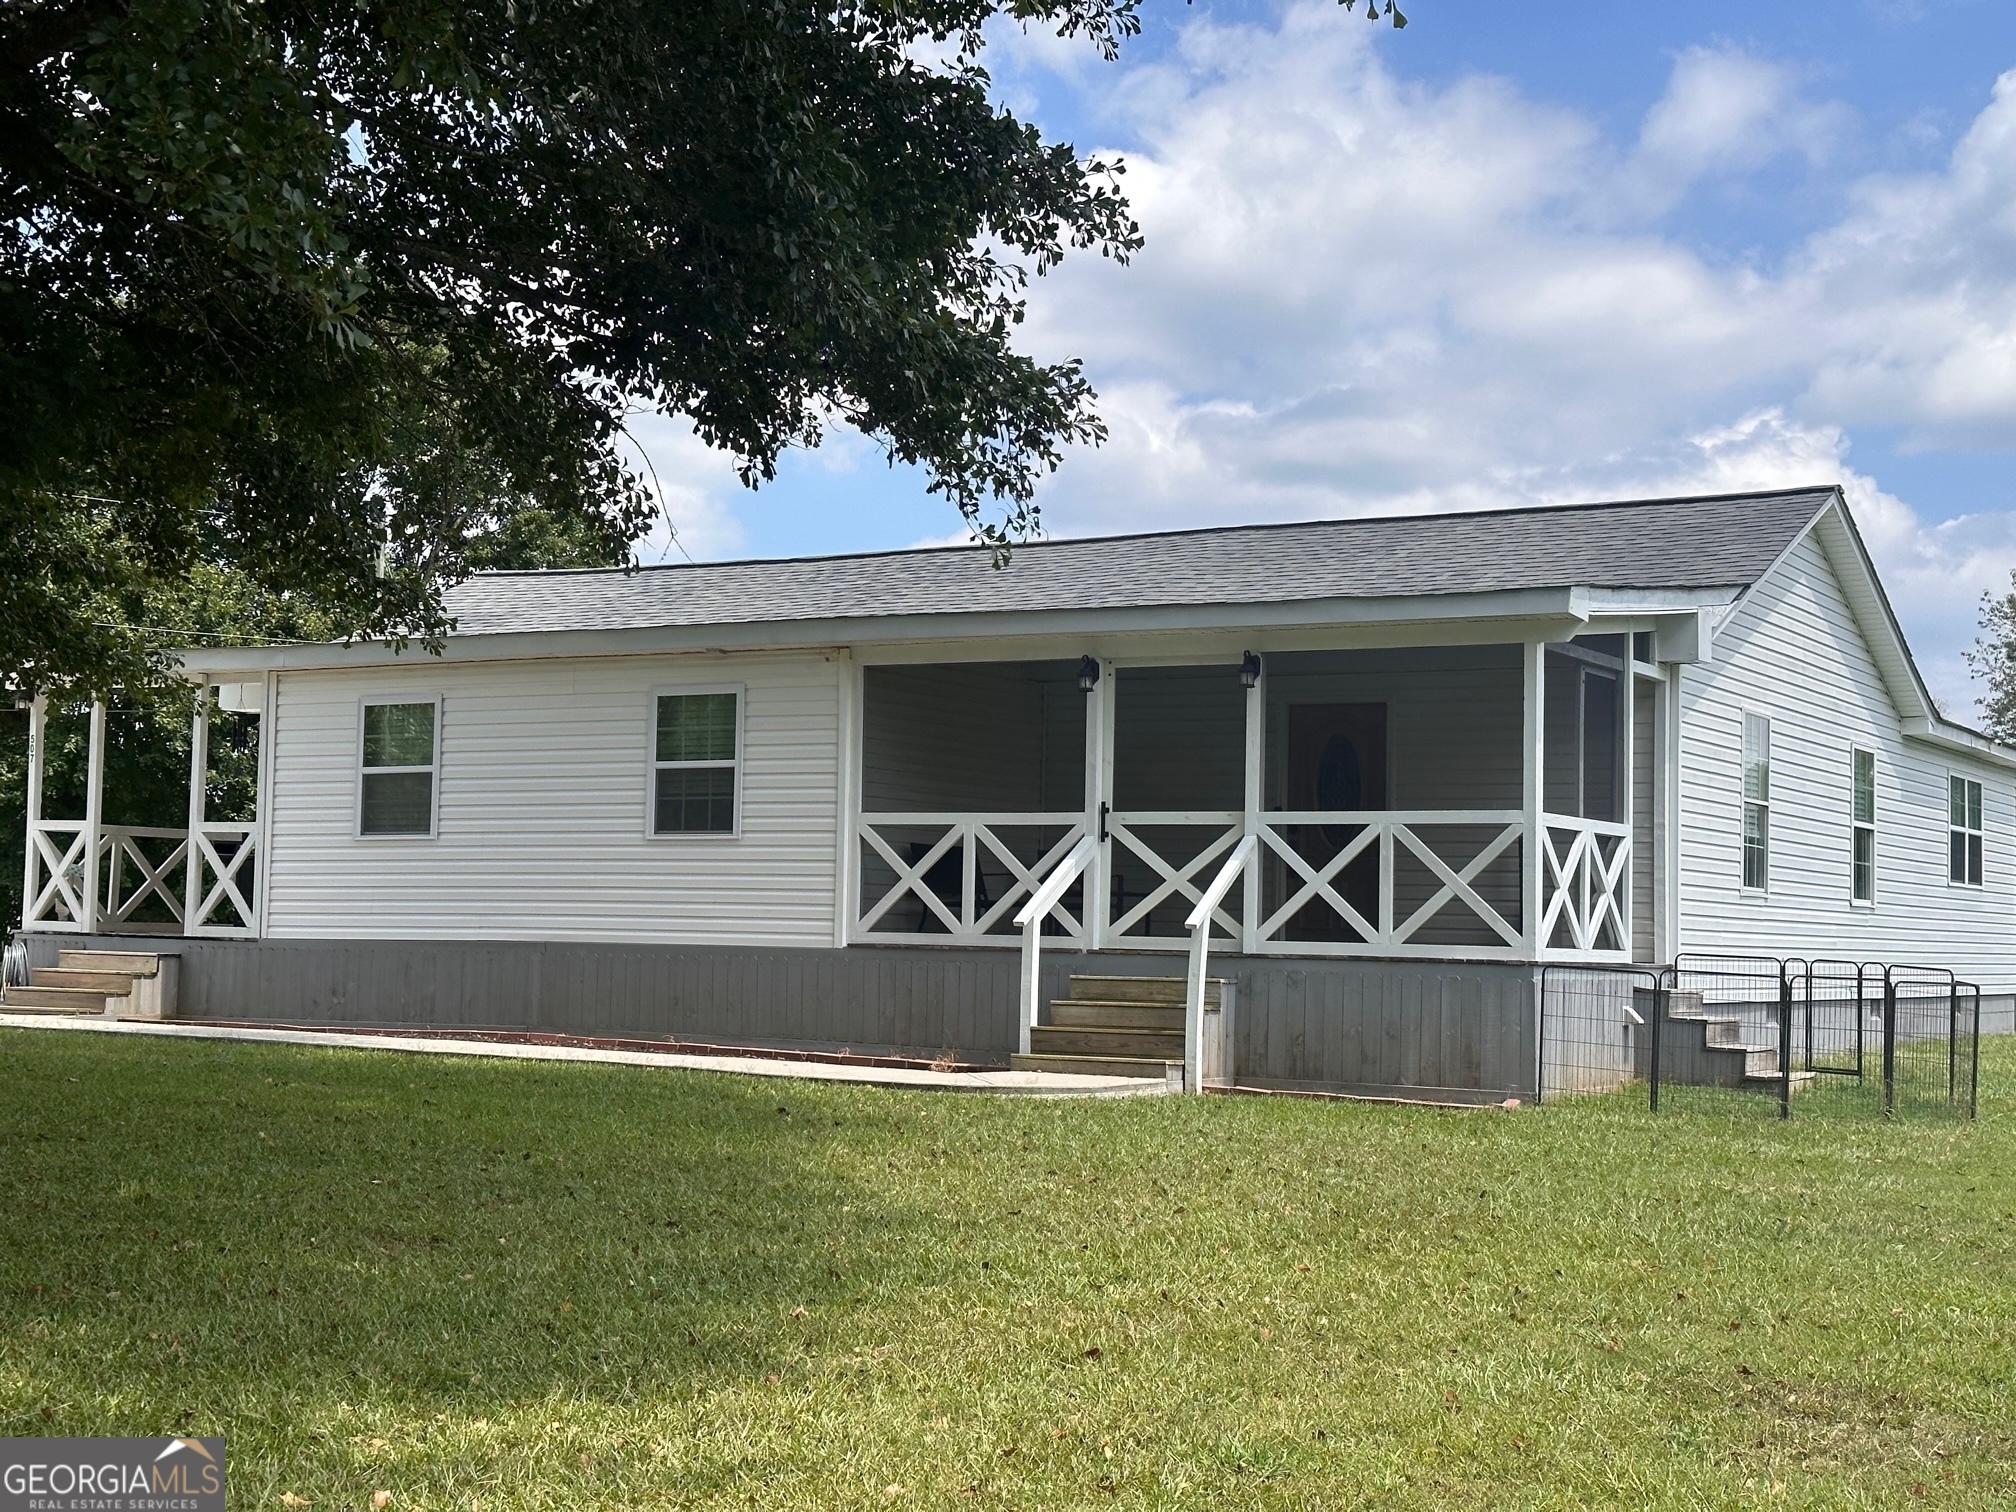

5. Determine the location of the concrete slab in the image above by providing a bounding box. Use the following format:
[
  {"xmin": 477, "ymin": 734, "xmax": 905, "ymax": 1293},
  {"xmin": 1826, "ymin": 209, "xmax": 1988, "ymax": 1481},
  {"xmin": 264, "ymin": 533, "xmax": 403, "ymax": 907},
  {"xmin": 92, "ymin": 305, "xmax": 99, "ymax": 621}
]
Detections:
[{"xmin": 0, "ymin": 1014, "xmax": 1170, "ymax": 1097}]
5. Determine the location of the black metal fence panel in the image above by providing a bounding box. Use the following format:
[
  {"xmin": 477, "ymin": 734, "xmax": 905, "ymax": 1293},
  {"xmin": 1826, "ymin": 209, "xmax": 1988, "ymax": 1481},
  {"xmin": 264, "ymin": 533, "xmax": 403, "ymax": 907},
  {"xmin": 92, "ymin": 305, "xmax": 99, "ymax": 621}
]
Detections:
[
  {"xmin": 1535, "ymin": 965, "xmax": 1658, "ymax": 1105},
  {"xmin": 1539, "ymin": 954, "xmax": 1982, "ymax": 1121}
]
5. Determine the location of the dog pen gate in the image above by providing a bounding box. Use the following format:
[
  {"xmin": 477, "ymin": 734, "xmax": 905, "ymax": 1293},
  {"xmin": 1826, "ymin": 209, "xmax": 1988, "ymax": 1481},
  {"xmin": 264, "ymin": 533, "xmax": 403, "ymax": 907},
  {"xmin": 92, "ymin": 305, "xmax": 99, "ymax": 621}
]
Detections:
[{"xmin": 1538, "ymin": 955, "xmax": 1981, "ymax": 1119}]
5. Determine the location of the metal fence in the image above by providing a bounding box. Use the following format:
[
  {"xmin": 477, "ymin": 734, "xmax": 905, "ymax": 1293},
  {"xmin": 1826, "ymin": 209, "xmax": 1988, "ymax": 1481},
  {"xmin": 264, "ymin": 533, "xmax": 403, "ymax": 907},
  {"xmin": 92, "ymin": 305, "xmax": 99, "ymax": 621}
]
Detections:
[{"xmin": 1539, "ymin": 955, "xmax": 1981, "ymax": 1119}]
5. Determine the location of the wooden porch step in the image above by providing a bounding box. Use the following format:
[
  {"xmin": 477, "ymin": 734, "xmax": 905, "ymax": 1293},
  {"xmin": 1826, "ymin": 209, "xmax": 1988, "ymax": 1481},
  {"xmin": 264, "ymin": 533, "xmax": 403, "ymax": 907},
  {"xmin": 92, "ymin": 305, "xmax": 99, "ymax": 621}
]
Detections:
[
  {"xmin": 1030, "ymin": 1025, "xmax": 1184, "ymax": 1059},
  {"xmin": 1050, "ymin": 1001, "xmax": 1184, "ymax": 1031},
  {"xmin": 31, "ymin": 967, "xmax": 137, "ymax": 994},
  {"xmin": 1011, "ymin": 1052, "xmax": 1177, "ymax": 1080},
  {"xmin": 2, "ymin": 985, "xmax": 109, "ymax": 1013},
  {"xmin": 1067, "ymin": 975, "xmax": 1216, "ymax": 1007},
  {"xmin": 56, "ymin": 949, "xmax": 163, "ymax": 977}
]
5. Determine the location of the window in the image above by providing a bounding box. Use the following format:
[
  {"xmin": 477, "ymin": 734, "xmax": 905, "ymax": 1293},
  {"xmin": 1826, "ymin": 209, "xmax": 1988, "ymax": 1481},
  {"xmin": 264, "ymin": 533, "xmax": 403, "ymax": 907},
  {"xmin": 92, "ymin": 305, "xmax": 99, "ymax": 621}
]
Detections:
[
  {"xmin": 1742, "ymin": 713, "xmax": 1769, "ymax": 891},
  {"xmin": 1949, "ymin": 774, "xmax": 1983, "ymax": 886},
  {"xmin": 652, "ymin": 689, "xmax": 740, "ymax": 835},
  {"xmin": 1851, "ymin": 748, "xmax": 1875, "ymax": 904},
  {"xmin": 359, "ymin": 700, "xmax": 438, "ymax": 836}
]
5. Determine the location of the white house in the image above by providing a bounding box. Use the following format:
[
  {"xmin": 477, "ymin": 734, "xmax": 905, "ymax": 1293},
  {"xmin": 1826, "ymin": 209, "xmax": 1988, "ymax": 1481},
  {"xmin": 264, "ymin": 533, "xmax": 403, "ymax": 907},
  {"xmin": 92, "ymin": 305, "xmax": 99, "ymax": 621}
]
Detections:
[{"xmin": 14, "ymin": 486, "xmax": 2014, "ymax": 1100}]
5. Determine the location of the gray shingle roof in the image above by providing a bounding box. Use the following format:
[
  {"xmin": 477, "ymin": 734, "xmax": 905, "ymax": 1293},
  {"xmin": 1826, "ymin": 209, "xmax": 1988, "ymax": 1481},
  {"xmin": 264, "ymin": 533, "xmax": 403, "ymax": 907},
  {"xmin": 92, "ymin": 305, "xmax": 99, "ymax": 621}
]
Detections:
[{"xmin": 442, "ymin": 487, "xmax": 1836, "ymax": 638}]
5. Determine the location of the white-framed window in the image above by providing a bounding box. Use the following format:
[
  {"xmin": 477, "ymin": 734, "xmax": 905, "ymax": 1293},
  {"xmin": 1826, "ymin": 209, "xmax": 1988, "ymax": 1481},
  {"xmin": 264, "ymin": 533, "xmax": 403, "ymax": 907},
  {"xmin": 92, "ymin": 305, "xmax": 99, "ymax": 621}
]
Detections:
[
  {"xmin": 1851, "ymin": 747, "xmax": 1876, "ymax": 905},
  {"xmin": 1741, "ymin": 712, "xmax": 1769, "ymax": 892},
  {"xmin": 650, "ymin": 686, "xmax": 742, "ymax": 836},
  {"xmin": 1949, "ymin": 774, "xmax": 1983, "ymax": 887},
  {"xmin": 357, "ymin": 698, "xmax": 440, "ymax": 838}
]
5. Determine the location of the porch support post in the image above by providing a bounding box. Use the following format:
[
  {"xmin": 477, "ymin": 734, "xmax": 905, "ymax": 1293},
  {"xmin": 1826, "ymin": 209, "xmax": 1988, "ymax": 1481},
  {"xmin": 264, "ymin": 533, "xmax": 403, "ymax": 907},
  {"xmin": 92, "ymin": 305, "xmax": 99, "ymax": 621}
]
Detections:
[
  {"xmin": 1659, "ymin": 665, "xmax": 1683, "ymax": 963},
  {"xmin": 1521, "ymin": 640, "xmax": 1545, "ymax": 956},
  {"xmin": 1241, "ymin": 655, "xmax": 1265, "ymax": 954},
  {"xmin": 80, "ymin": 699, "xmax": 106, "ymax": 936},
  {"xmin": 831, "ymin": 654, "xmax": 859, "ymax": 949},
  {"xmin": 253, "ymin": 670, "xmax": 278, "ymax": 938},
  {"xmin": 1085, "ymin": 657, "xmax": 1115, "ymax": 950},
  {"xmin": 21, "ymin": 695, "xmax": 45, "ymax": 929},
  {"xmin": 1619, "ymin": 648, "xmax": 1635, "ymax": 959},
  {"xmin": 184, "ymin": 684, "xmax": 211, "ymax": 932}
]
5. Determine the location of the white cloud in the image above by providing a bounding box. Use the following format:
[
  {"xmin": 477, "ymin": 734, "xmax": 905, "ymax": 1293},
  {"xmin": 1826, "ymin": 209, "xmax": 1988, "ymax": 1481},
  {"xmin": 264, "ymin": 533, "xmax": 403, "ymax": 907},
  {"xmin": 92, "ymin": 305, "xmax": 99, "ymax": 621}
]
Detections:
[
  {"xmin": 619, "ymin": 412, "xmax": 748, "ymax": 563},
  {"xmin": 618, "ymin": 8, "xmax": 2016, "ymax": 715},
  {"xmin": 1628, "ymin": 45, "xmax": 1849, "ymax": 210},
  {"xmin": 993, "ymin": 8, "xmax": 2016, "ymax": 715}
]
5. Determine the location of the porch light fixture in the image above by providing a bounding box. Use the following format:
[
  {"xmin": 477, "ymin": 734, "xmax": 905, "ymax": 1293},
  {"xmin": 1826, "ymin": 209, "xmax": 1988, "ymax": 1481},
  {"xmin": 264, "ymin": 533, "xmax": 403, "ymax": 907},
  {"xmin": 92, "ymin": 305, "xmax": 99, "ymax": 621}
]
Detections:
[
  {"xmin": 1077, "ymin": 655, "xmax": 1101, "ymax": 693},
  {"xmin": 1240, "ymin": 650, "xmax": 1262, "ymax": 689}
]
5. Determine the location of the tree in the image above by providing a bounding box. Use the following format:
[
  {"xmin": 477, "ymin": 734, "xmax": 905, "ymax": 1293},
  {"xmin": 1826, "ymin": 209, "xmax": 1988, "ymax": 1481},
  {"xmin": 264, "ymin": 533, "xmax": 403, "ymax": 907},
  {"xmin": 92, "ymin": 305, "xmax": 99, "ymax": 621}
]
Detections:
[
  {"xmin": 0, "ymin": 501, "xmax": 621, "ymax": 932},
  {"xmin": 1967, "ymin": 577, "xmax": 2016, "ymax": 742},
  {"xmin": 2, "ymin": 0, "xmax": 1147, "ymax": 698}
]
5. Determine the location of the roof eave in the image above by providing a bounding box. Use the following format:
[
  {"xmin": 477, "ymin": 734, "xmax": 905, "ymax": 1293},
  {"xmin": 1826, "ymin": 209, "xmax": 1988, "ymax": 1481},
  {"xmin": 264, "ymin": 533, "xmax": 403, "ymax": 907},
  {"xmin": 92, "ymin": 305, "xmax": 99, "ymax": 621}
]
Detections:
[{"xmin": 176, "ymin": 582, "xmax": 1760, "ymax": 676}]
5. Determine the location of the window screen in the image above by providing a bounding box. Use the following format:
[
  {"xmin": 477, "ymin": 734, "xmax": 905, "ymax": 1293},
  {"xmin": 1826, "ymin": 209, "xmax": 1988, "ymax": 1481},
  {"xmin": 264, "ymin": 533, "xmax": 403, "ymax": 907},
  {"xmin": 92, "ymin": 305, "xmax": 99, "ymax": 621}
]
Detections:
[
  {"xmin": 360, "ymin": 701, "xmax": 437, "ymax": 836},
  {"xmin": 1950, "ymin": 775, "xmax": 1983, "ymax": 886},
  {"xmin": 1742, "ymin": 713, "xmax": 1769, "ymax": 891},
  {"xmin": 654, "ymin": 691, "xmax": 739, "ymax": 834},
  {"xmin": 1851, "ymin": 748, "xmax": 1875, "ymax": 903}
]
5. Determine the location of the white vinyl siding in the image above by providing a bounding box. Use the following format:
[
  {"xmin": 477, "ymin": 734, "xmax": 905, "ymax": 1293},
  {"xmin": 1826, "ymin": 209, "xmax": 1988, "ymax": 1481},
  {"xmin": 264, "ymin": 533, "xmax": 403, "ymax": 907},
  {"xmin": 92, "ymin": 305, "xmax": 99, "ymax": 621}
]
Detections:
[
  {"xmin": 1678, "ymin": 529, "xmax": 2016, "ymax": 987},
  {"xmin": 265, "ymin": 651, "xmax": 842, "ymax": 946}
]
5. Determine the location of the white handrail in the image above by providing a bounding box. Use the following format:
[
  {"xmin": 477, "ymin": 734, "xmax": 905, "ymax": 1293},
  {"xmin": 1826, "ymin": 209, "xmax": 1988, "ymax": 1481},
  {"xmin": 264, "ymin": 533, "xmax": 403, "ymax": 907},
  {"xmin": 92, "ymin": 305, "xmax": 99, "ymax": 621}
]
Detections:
[
  {"xmin": 1184, "ymin": 832, "xmax": 1257, "ymax": 1093},
  {"xmin": 1014, "ymin": 833, "xmax": 1099, "ymax": 1056}
]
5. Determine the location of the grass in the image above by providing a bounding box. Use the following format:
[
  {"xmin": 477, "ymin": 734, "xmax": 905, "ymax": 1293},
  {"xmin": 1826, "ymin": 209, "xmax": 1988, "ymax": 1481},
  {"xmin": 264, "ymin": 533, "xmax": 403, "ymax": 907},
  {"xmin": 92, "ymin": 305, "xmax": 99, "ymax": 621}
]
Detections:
[{"xmin": 2, "ymin": 1032, "xmax": 2013, "ymax": 1510}]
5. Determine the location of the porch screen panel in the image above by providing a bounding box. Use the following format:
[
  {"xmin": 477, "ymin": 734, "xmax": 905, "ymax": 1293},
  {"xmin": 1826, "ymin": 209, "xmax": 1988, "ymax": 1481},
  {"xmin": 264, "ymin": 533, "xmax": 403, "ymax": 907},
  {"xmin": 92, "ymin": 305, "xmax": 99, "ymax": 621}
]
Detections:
[{"xmin": 854, "ymin": 661, "xmax": 1085, "ymax": 940}]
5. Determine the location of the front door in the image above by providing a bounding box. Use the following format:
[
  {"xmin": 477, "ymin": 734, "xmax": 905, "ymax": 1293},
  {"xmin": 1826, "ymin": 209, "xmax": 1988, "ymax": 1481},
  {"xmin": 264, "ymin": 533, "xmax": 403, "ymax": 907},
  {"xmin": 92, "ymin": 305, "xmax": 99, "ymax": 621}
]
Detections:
[{"xmin": 1283, "ymin": 703, "xmax": 1388, "ymax": 939}]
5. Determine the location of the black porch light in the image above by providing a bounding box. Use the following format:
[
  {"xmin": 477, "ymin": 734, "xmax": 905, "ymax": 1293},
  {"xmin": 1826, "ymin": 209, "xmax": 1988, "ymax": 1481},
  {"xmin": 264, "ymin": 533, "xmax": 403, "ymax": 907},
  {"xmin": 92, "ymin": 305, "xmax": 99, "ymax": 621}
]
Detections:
[
  {"xmin": 1077, "ymin": 655, "xmax": 1101, "ymax": 693},
  {"xmin": 1240, "ymin": 650, "xmax": 1262, "ymax": 689}
]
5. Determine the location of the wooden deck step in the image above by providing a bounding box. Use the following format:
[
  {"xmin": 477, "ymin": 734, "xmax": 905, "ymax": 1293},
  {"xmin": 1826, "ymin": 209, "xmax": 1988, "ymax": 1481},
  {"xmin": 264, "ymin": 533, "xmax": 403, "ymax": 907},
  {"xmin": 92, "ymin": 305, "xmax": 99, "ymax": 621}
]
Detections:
[
  {"xmin": 1066, "ymin": 975, "xmax": 1211, "ymax": 1007},
  {"xmin": 1049, "ymin": 1002, "xmax": 1184, "ymax": 1031},
  {"xmin": 2, "ymin": 985, "xmax": 109, "ymax": 1013},
  {"xmin": 1029, "ymin": 1025, "xmax": 1184, "ymax": 1059},
  {"xmin": 56, "ymin": 949, "xmax": 162, "ymax": 977},
  {"xmin": 1010, "ymin": 1052, "xmax": 1177, "ymax": 1080},
  {"xmin": 31, "ymin": 967, "xmax": 137, "ymax": 994}
]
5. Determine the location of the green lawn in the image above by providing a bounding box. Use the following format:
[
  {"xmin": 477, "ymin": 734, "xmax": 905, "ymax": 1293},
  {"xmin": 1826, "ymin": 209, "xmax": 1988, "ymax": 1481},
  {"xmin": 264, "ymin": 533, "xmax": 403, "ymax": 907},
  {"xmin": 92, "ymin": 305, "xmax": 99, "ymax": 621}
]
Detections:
[{"xmin": 2, "ymin": 1031, "xmax": 2012, "ymax": 1510}]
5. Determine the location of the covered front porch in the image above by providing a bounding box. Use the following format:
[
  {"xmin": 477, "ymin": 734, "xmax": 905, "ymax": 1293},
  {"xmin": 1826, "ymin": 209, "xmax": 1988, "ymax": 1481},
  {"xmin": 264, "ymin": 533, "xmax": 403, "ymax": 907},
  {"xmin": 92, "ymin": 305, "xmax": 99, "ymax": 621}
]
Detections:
[
  {"xmin": 18, "ymin": 682, "xmax": 267, "ymax": 940},
  {"xmin": 849, "ymin": 637, "xmax": 1662, "ymax": 967}
]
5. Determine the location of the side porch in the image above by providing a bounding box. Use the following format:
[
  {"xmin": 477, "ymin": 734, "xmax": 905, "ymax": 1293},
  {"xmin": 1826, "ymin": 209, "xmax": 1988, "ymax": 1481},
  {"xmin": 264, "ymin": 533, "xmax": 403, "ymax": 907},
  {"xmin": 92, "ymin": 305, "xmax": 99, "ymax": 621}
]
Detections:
[{"xmin": 850, "ymin": 637, "xmax": 1666, "ymax": 963}]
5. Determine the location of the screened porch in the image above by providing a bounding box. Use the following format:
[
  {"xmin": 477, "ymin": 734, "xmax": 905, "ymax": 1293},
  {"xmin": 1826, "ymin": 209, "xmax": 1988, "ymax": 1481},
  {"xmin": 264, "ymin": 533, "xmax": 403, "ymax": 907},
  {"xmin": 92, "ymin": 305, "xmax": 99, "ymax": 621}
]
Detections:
[{"xmin": 850, "ymin": 639, "xmax": 1654, "ymax": 964}]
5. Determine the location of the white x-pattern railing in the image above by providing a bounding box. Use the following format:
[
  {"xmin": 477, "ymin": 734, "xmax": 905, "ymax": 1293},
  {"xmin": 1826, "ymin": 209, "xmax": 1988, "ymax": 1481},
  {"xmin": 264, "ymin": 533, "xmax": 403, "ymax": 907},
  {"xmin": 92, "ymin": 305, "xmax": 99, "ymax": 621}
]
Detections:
[
  {"xmin": 187, "ymin": 823, "xmax": 260, "ymax": 936},
  {"xmin": 101, "ymin": 826, "xmax": 190, "ymax": 930},
  {"xmin": 22, "ymin": 819, "xmax": 259, "ymax": 936},
  {"xmin": 1539, "ymin": 815, "xmax": 1630, "ymax": 958},
  {"xmin": 1106, "ymin": 811, "xmax": 1244, "ymax": 943},
  {"xmin": 1255, "ymin": 811, "xmax": 1527, "ymax": 958},
  {"xmin": 854, "ymin": 807, "xmax": 1627, "ymax": 962},
  {"xmin": 855, "ymin": 813, "xmax": 1089, "ymax": 945},
  {"xmin": 24, "ymin": 820, "xmax": 90, "ymax": 930}
]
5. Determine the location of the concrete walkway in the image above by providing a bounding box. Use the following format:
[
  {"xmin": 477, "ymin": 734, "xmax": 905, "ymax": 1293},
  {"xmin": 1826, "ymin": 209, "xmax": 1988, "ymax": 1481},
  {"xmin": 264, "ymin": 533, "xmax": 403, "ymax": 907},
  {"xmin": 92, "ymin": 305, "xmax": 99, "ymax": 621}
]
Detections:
[{"xmin": 0, "ymin": 1013, "xmax": 1172, "ymax": 1097}]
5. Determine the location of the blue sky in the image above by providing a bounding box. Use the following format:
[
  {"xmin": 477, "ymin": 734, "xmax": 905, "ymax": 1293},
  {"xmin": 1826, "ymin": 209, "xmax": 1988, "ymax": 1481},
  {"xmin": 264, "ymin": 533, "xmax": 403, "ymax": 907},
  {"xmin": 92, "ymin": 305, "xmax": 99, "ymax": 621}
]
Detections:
[{"xmin": 628, "ymin": 0, "xmax": 2016, "ymax": 715}]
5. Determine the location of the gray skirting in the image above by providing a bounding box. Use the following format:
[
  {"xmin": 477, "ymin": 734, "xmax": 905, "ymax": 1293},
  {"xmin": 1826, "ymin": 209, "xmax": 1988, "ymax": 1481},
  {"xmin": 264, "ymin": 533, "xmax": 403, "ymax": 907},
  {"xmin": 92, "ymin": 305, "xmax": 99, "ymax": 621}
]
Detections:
[{"xmin": 19, "ymin": 933, "xmax": 1545, "ymax": 1100}]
